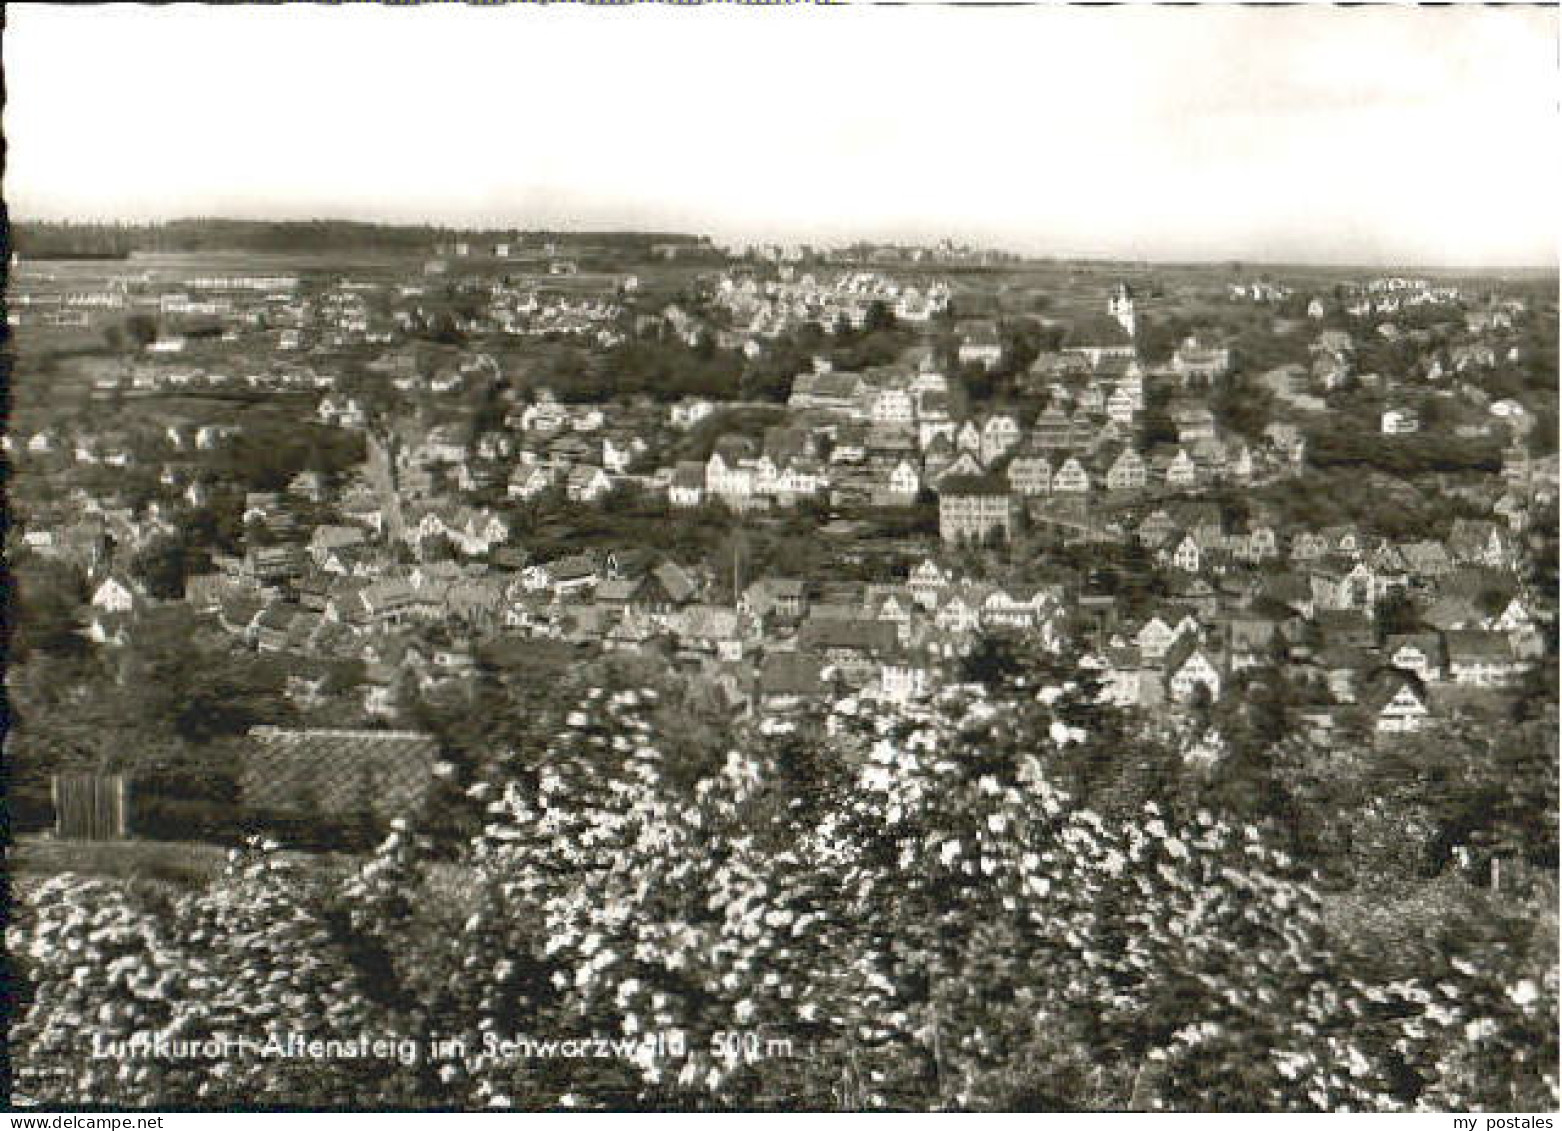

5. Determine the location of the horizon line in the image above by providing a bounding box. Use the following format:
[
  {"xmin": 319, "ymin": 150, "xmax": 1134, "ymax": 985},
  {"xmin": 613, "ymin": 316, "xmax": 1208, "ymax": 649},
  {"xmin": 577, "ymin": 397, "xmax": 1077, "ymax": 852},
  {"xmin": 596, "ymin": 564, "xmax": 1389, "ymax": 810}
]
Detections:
[{"xmin": 10, "ymin": 213, "xmax": 1558, "ymax": 273}]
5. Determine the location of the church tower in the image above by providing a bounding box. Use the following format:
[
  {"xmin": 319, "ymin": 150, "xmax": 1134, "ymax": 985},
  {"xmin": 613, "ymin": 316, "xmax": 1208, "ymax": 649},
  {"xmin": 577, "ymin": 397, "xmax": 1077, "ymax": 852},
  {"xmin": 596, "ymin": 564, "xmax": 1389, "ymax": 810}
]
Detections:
[{"xmin": 1108, "ymin": 282, "xmax": 1136, "ymax": 338}]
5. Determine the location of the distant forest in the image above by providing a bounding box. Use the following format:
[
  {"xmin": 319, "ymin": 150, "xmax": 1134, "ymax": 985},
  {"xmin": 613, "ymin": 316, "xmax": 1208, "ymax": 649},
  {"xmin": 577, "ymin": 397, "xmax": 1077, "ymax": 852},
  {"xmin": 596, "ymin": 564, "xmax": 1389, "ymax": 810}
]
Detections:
[{"xmin": 9, "ymin": 219, "xmax": 714, "ymax": 259}]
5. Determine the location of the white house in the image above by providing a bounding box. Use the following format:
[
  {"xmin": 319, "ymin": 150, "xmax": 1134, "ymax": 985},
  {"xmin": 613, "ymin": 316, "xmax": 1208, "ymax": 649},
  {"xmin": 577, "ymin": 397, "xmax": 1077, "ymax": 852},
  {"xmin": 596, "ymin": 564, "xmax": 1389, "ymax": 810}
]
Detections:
[
  {"xmin": 565, "ymin": 465, "xmax": 613, "ymax": 503},
  {"xmin": 1386, "ymin": 636, "xmax": 1443, "ymax": 683},
  {"xmin": 870, "ymin": 388, "xmax": 916, "ymax": 426},
  {"xmin": 668, "ymin": 462, "xmax": 708, "ymax": 509},
  {"xmin": 878, "ymin": 659, "xmax": 933, "ymax": 704},
  {"xmin": 509, "ymin": 465, "xmax": 555, "ymax": 500},
  {"xmin": 1165, "ymin": 448, "xmax": 1199, "ymax": 488},
  {"xmin": 1491, "ymin": 596, "xmax": 1534, "ymax": 634},
  {"xmin": 980, "ymin": 415, "xmax": 1023, "ymax": 465},
  {"xmin": 886, "ymin": 459, "xmax": 921, "ymax": 501},
  {"xmin": 1166, "ymin": 640, "xmax": 1221, "ymax": 703},
  {"xmin": 91, "ymin": 575, "xmax": 141, "ymax": 614},
  {"xmin": 907, "ymin": 559, "xmax": 952, "ymax": 609},
  {"xmin": 1445, "ymin": 631, "xmax": 1519, "ymax": 687},
  {"xmin": 1381, "ymin": 408, "xmax": 1420, "ymax": 435},
  {"xmin": 1170, "ymin": 535, "xmax": 1203, "ymax": 574},
  {"xmin": 706, "ymin": 452, "xmax": 755, "ymax": 503},
  {"xmin": 1105, "ymin": 388, "xmax": 1138, "ymax": 426},
  {"xmin": 1368, "ymin": 673, "xmax": 1431, "ymax": 735},
  {"xmin": 1007, "ymin": 455, "xmax": 1052, "ymax": 496},
  {"xmin": 1051, "ymin": 456, "xmax": 1091, "ymax": 494},
  {"xmin": 1135, "ymin": 617, "xmax": 1179, "ymax": 661}
]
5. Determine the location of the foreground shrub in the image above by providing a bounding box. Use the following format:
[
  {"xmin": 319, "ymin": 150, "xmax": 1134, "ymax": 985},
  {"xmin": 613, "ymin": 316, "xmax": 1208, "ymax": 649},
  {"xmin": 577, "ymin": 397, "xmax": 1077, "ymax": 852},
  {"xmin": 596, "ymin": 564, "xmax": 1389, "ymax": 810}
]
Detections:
[{"xmin": 8, "ymin": 674, "xmax": 1557, "ymax": 1110}]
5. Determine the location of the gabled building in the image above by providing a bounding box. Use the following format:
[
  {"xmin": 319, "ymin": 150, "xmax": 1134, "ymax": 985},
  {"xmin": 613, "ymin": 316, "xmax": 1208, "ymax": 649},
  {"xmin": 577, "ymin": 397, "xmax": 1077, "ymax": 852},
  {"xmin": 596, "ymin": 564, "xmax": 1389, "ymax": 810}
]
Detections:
[
  {"xmin": 1105, "ymin": 448, "xmax": 1147, "ymax": 491},
  {"xmin": 954, "ymin": 419, "xmax": 984, "ymax": 457},
  {"xmin": 933, "ymin": 588, "xmax": 983, "ymax": 635},
  {"xmin": 938, "ymin": 476, "xmax": 1018, "ymax": 544},
  {"xmin": 1170, "ymin": 336, "xmax": 1232, "ymax": 385},
  {"xmin": 757, "ymin": 652, "xmax": 826, "ymax": 714},
  {"xmin": 907, "ymin": 559, "xmax": 953, "ymax": 609},
  {"xmin": 1051, "ymin": 456, "xmax": 1091, "ymax": 495},
  {"xmin": 930, "ymin": 450, "xmax": 986, "ymax": 487},
  {"xmin": 1062, "ymin": 316, "xmax": 1137, "ymax": 366},
  {"xmin": 1381, "ymin": 408, "xmax": 1420, "ymax": 435},
  {"xmin": 1164, "ymin": 448, "xmax": 1200, "ymax": 489},
  {"xmin": 510, "ymin": 464, "xmax": 556, "ymax": 501},
  {"xmin": 980, "ymin": 414, "xmax": 1023, "ymax": 465},
  {"xmin": 741, "ymin": 576, "xmax": 808, "ymax": 623},
  {"xmin": 956, "ymin": 321, "xmax": 1004, "ymax": 369},
  {"xmin": 1384, "ymin": 633, "xmax": 1445, "ymax": 683},
  {"xmin": 565, "ymin": 464, "xmax": 613, "ymax": 503},
  {"xmin": 706, "ymin": 450, "xmax": 755, "ymax": 503},
  {"xmin": 1444, "ymin": 630, "xmax": 1520, "ymax": 687},
  {"xmin": 1164, "ymin": 635, "xmax": 1222, "ymax": 703},
  {"xmin": 1135, "ymin": 615, "xmax": 1182, "ymax": 662},
  {"xmin": 90, "ymin": 573, "xmax": 143, "ymax": 615},
  {"xmin": 884, "ymin": 459, "xmax": 922, "ymax": 502},
  {"xmin": 878, "ymin": 653, "xmax": 935, "ymax": 704},
  {"xmin": 1169, "ymin": 533, "xmax": 1202, "ymax": 573},
  {"xmin": 1234, "ymin": 525, "xmax": 1281, "ymax": 564},
  {"xmin": 1028, "ymin": 406, "xmax": 1072, "ymax": 452},
  {"xmin": 1361, "ymin": 669, "xmax": 1431, "ymax": 735},
  {"xmin": 1448, "ymin": 519, "xmax": 1513, "ymax": 570},
  {"xmin": 1006, "ymin": 454, "xmax": 1053, "ymax": 496},
  {"xmin": 668, "ymin": 461, "xmax": 708, "ymax": 508},
  {"xmin": 1490, "ymin": 595, "xmax": 1536, "ymax": 635}
]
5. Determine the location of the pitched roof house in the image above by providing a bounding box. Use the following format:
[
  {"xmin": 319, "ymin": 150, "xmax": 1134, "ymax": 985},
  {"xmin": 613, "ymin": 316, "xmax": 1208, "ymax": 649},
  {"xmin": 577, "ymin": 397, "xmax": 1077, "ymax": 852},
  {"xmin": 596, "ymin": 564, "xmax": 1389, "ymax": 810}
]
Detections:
[
  {"xmin": 1164, "ymin": 635, "xmax": 1222, "ymax": 703},
  {"xmin": 1361, "ymin": 669, "xmax": 1431, "ymax": 735},
  {"xmin": 90, "ymin": 574, "xmax": 144, "ymax": 615},
  {"xmin": 1444, "ymin": 630, "xmax": 1519, "ymax": 687},
  {"xmin": 1383, "ymin": 633, "xmax": 1445, "ymax": 683}
]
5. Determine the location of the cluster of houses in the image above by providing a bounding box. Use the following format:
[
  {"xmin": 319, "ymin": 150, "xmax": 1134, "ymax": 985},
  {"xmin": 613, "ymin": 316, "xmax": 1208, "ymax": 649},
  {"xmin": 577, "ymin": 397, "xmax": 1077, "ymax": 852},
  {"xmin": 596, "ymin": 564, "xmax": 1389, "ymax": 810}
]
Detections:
[
  {"xmin": 8, "ymin": 269, "xmax": 300, "ymax": 332},
  {"xmin": 1344, "ymin": 276, "xmax": 1465, "ymax": 316},
  {"xmin": 1075, "ymin": 524, "xmax": 1543, "ymax": 737},
  {"xmin": 13, "ymin": 250, "xmax": 1556, "ymax": 757},
  {"xmin": 465, "ymin": 284, "xmax": 628, "ymax": 343},
  {"xmin": 72, "ymin": 472, "xmax": 1545, "ymax": 737},
  {"xmin": 708, "ymin": 269, "xmax": 952, "ymax": 342},
  {"xmin": 12, "ymin": 257, "xmax": 632, "ymax": 357},
  {"xmin": 86, "ymin": 360, "xmax": 340, "ymax": 398}
]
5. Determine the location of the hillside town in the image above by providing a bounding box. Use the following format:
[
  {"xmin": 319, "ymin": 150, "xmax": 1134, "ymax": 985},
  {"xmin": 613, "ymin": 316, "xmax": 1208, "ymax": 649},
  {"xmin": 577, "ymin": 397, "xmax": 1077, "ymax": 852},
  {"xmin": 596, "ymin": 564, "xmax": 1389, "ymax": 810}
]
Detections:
[
  {"xmin": 6, "ymin": 0, "xmax": 1559, "ymax": 1114},
  {"xmin": 9, "ymin": 236, "xmax": 1557, "ymax": 831}
]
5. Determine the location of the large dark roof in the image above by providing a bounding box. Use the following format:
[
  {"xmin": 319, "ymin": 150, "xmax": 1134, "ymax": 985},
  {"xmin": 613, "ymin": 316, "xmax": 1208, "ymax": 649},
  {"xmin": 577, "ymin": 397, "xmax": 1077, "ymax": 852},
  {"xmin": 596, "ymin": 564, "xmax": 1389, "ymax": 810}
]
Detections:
[
  {"xmin": 799, "ymin": 617, "xmax": 899, "ymax": 655},
  {"xmin": 937, "ymin": 474, "xmax": 1010, "ymax": 497},
  {"xmin": 241, "ymin": 727, "xmax": 441, "ymax": 820},
  {"xmin": 1064, "ymin": 316, "xmax": 1133, "ymax": 348},
  {"xmin": 1445, "ymin": 630, "xmax": 1512, "ymax": 661},
  {"xmin": 759, "ymin": 652, "xmax": 825, "ymax": 696}
]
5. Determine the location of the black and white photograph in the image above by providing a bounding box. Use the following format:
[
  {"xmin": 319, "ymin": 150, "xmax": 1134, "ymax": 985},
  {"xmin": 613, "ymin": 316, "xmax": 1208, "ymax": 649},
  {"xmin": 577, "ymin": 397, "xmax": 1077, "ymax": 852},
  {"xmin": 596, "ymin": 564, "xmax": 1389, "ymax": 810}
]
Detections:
[{"xmin": 3, "ymin": 1, "xmax": 1558, "ymax": 1116}]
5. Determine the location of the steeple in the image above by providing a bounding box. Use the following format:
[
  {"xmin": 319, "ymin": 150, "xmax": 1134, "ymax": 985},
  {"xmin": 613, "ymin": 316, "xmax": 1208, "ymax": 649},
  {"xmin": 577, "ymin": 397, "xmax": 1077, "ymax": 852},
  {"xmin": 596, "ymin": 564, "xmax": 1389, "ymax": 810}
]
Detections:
[{"xmin": 1108, "ymin": 282, "xmax": 1136, "ymax": 338}]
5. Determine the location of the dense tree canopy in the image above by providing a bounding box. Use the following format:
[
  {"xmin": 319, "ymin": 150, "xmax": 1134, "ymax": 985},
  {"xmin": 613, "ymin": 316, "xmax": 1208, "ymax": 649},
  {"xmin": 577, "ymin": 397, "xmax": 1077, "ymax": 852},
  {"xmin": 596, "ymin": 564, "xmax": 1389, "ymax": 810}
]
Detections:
[{"xmin": 9, "ymin": 649, "xmax": 1556, "ymax": 1110}]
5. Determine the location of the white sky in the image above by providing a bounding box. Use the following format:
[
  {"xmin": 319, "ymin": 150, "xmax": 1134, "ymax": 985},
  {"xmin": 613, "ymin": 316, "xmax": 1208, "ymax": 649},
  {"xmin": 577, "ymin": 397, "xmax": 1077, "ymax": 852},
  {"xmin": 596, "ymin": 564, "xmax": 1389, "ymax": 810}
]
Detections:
[{"xmin": 4, "ymin": 2, "xmax": 1558, "ymax": 265}]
